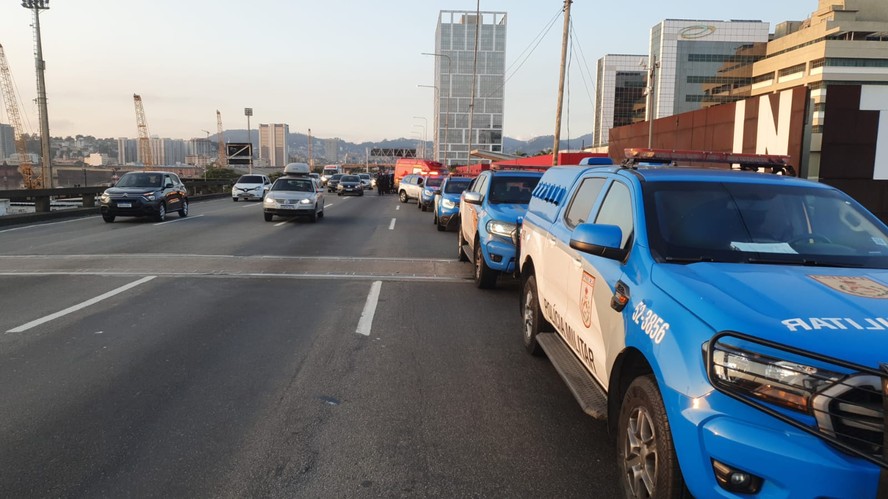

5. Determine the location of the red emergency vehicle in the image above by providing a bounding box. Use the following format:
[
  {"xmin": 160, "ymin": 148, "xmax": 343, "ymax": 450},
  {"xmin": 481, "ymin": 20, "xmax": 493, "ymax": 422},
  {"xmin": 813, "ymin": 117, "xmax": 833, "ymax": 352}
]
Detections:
[{"xmin": 393, "ymin": 158, "xmax": 446, "ymax": 187}]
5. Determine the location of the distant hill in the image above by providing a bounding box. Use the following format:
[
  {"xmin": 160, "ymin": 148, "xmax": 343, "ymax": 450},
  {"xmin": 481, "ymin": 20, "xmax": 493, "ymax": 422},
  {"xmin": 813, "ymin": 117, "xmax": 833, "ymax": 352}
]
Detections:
[{"xmin": 216, "ymin": 129, "xmax": 593, "ymax": 163}]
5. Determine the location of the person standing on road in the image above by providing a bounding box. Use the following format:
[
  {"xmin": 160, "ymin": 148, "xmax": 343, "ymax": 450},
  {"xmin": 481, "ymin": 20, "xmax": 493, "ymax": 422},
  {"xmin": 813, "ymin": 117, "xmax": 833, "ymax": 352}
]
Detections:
[{"xmin": 377, "ymin": 174, "xmax": 386, "ymax": 195}]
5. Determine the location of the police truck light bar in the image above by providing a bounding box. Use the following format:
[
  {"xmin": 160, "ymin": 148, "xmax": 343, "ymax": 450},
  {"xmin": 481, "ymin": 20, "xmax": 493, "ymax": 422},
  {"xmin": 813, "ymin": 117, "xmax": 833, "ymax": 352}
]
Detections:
[{"xmin": 623, "ymin": 148, "xmax": 795, "ymax": 176}]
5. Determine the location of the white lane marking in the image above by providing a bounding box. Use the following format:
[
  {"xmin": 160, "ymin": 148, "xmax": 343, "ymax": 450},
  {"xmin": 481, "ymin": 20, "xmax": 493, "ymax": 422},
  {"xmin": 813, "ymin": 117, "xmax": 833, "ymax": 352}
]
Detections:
[
  {"xmin": 0, "ymin": 254, "xmax": 459, "ymax": 262},
  {"xmin": 274, "ymin": 220, "xmax": 289, "ymax": 227},
  {"xmin": 396, "ymin": 206, "xmax": 400, "ymax": 211},
  {"xmin": 355, "ymin": 281, "xmax": 382, "ymax": 336},
  {"xmin": 0, "ymin": 271, "xmax": 471, "ymax": 283},
  {"xmin": 0, "ymin": 216, "xmax": 97, "ymax": 234},
  {"xmin": 6, "ymin": 276, "xmax": 157, "ymax": 333},
  {"xmin": 388, "ymin": 218, "xmax": 396, "ymax": 230},
  {"xmin": 154, "ymin": 214, "xmax": 205, "ymax": 226},
  {"xmin": 324, "ymin": 203, "xmax": 333, "ymax": 208},
  {"xmin": 241, "ymin": 202, "xmax": 262, "ymax": 208}
]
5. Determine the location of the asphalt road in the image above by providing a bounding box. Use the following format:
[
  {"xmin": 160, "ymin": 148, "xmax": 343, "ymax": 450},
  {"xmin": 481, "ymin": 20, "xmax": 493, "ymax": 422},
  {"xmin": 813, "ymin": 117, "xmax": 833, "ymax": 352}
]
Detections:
[{"xmin": 0, "ymin": 192, "xmax": 620, "ymax": 497}]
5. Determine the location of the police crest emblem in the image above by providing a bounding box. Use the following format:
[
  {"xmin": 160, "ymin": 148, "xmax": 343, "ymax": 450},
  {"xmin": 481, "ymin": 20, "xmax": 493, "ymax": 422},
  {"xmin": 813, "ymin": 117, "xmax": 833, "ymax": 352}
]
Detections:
[
  {"xmin": 810, "ymin": 275, "xmax": 888, "ymax": 299},
  {"xmin": 581, "ymin": 272, "xmax": 595, "ymax": 328}
]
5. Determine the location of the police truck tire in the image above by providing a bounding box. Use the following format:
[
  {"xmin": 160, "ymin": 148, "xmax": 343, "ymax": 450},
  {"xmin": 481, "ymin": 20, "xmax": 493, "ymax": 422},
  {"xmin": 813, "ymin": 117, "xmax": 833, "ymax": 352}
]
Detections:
[
  {"xmin": 474, "ymin": 241, "xmax": 498, "ymax": 289},
  {"xmin": 618, "ymin": 375, "xmax": 686, "ymax": 499},
  {"xmin": 522, "ymin": 275, "xmax": 550, "ymax": 356}
]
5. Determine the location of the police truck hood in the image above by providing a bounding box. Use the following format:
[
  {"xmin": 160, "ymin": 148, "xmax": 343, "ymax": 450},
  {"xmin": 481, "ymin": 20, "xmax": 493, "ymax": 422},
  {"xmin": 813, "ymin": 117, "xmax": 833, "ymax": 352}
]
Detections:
[
  {"xmin": 485, "ymin": 203, "xmax": 530, "ymax": 224},
  {"xmin": 653, "ymin": 263, "xmax": 888, "ymax": 367}
]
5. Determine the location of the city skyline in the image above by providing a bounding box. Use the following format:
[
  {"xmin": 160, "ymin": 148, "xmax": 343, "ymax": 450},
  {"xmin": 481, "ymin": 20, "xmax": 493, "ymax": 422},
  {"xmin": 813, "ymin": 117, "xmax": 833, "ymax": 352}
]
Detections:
[{"xmin": 0, "ymin": 1, "xmax": 806, "ymax": 143}]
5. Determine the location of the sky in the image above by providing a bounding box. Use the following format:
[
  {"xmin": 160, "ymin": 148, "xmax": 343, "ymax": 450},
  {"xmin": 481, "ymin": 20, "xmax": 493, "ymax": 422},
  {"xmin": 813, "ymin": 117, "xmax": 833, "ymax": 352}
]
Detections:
[{"xmin": 0, "ymin": 0, "xmax": 812, "ymax": 143}]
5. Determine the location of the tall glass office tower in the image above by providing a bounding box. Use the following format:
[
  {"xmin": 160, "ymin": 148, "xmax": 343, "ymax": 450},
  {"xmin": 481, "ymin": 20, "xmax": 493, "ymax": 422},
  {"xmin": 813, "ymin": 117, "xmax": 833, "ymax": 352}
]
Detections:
[{"xmin": 434, "ymin": 10, "xmax": 507, "ymax": 166}]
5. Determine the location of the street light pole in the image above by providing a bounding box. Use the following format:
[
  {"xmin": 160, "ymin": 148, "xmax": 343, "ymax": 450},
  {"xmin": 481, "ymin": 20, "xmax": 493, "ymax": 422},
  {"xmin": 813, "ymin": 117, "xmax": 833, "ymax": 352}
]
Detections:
[
  {"xmin": 22, "ymin": 0, "xmax": 53, "ymax": 188},
  {"xmin": 421, "ymin": 52, "xmax": 452, "ymax": 166},
  {"xmin": 417, "ymin": 85, "xmax": 439, "ymax": 161},
  {"xmin": 413, "ymin": 116, "xmax": 428, "ymax": 158}
]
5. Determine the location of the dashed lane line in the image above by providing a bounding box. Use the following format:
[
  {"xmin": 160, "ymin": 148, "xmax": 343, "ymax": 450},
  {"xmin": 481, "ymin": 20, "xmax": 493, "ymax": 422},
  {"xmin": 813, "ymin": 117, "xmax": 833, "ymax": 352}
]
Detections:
[
  {"xmin": 389, "ymin": 218, "xmax": 396, "ymax": 230},
  {"xmin": 0, "ymin": 216, "xmax": 97, "ymax": 234},
  {"xmin": 355, "ymin": 281, "xmax": 382, "ymax": 336},
  {"xmin": 6, "ymin": 276, "xmax": 157, "ymax": 333},
  {"xmin": 154, "ymin": 214, "xmax": 205, "ymax": 226}
]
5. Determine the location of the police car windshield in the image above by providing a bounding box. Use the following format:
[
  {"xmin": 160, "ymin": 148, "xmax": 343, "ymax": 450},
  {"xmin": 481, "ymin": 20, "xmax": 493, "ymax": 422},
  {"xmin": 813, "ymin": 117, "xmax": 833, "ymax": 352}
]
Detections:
[
  {"xmin": 488, "ymin": 176, "xmax": 540, "ymax": 204},
  {"xmin": 116, "ymin": 173, "xmax": 163, "ymax": 188},
  {"xmin": 425, "ymin": 176, "xmax": 444, "ymax": 187},
  {"xmin": 444, "ymin": 179, "xmax": 471, "ymax": 194},
  {"xmin": 644, "ymin": 181, "xmax": 888, "ymax": 268}
]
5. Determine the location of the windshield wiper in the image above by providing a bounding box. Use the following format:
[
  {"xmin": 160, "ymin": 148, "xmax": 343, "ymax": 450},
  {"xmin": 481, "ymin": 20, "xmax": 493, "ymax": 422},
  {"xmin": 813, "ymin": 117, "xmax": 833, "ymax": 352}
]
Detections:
[
  {"xmin": 664, "ymin": 256, "xmax": 719, "ymax": 264},
  {"xmin": 746, "ymin": 257, "xmax": 863, "ymax": 268}
]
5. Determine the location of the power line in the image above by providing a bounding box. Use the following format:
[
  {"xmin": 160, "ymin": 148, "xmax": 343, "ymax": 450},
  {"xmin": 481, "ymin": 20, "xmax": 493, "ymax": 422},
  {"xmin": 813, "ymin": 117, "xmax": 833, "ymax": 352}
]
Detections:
[{"xmin": 482, "ymin": 6, "xmax": 563, "ymax": 100}]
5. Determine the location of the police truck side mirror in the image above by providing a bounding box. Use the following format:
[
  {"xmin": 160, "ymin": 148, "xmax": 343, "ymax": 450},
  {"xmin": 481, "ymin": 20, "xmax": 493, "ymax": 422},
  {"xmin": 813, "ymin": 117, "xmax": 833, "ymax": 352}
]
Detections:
[
  {"xmin": 463, "ymin": 191, "xmax": 483, "ymax": 205},
  {"xmin": 570, "ymin": 223, "xmax": 627, "ymax": 261}
]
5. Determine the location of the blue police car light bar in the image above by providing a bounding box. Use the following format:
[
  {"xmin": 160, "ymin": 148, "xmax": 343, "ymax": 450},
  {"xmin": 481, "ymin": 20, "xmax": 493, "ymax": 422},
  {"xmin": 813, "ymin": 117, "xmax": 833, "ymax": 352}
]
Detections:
[{"xmin": 624, "ymin": 148, "xmax": 791, "ymax": 167}]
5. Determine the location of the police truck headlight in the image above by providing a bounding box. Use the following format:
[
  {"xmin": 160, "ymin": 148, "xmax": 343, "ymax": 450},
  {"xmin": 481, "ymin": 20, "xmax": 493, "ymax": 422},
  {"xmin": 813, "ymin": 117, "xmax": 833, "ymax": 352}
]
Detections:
[
  {"xmin": 486, "ymin": 220, "xmax": 517, "ymax": 239},
  {"xmin": 299, "ymin": 198, "xmax": 312, "ymax": 204},
  {"xmin": 710, "ymin": 344, "xmax": 842, "ymax": 412},
  {"xmin": 442, "ymin": 198, "xmax": 456, "ymax": 209}
]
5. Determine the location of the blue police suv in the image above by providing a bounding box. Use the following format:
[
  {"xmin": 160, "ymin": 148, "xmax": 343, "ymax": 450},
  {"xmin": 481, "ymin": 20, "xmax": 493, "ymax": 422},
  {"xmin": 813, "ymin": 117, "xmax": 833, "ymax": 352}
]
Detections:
[
  {"xmin": 519, "ymin": 151, "xmax": 888, "ymax": 498},
  {"xmin": 458, "ymin": 169, "xmax": 542, "ymax": 288},
  {"xmin": 433, "ymin": 176, "xmax": 472, "ymax": 232}
]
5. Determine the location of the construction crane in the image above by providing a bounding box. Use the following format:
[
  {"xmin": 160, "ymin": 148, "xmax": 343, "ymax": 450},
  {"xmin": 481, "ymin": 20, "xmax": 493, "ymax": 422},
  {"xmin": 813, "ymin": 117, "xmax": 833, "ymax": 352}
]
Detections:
[
  {"xmin": 133, "ymin": 94, "xmax": 154, "ymax": 166},
  {"xmin": 0, "ymin": 43, "xmax": 41, "ymax": 189},
  {"xmin": 216, "ymin": 110, "xmax": 227, "ymax": 167}
]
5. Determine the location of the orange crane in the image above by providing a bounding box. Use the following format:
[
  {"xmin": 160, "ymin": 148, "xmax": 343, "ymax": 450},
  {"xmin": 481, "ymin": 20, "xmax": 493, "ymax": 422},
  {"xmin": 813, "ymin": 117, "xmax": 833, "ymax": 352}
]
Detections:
[
  {"xmin": 0, "ymin": 43, "xmax": 41, "ymax": 189},
  {"xmin": 216, "ymin": 110, "xmax": 227, "ymax": 167},
  {"xmin": 133, "ymin": 94, "xmax": 154, "ymax": 166}
]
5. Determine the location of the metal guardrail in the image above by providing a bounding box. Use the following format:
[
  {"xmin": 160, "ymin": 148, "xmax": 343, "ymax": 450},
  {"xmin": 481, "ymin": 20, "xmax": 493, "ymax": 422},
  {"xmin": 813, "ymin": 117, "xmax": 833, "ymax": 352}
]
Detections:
[{"xmin": 0, "ymin": 180, "xmax": 235, "ymax": 227}]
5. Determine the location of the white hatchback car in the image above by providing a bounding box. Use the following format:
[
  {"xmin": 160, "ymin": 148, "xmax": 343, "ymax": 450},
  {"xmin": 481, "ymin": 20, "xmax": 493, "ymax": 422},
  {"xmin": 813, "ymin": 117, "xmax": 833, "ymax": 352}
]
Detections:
[{"xmin": 232, "ymin": 174, "xmax": 271, "ymax": 202}]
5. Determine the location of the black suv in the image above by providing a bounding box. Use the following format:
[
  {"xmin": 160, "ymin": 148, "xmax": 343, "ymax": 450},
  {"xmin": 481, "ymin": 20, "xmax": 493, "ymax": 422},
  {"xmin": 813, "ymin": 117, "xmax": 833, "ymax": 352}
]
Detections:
[{"xmin": 100, "ymin": 171, "xmax": 188, "ymax": 223}]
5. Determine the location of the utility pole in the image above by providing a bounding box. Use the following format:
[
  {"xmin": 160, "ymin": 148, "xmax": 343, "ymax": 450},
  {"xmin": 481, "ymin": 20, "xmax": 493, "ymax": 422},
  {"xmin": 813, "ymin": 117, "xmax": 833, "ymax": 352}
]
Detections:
[
  {"xmin": 466, "ymin": 0, "xmax": 480, "ymax": 166},
  {"xmin": 245, "ymin": 107, "xmax": 253, "ymax": 173},
  {"xmin": 552, "ymin": 0, "xmax": 572, "ymax": 166},
  {"xmin": 307, "ymin": 128, "xmax": 313, "ymax": 170},
  {"xmin": 646, "ymin": 55, "xmax": 660, "ymax": 149},
  {"xmin": 23, "ymin": 0, "xmax": 53, "ymax": 187}
]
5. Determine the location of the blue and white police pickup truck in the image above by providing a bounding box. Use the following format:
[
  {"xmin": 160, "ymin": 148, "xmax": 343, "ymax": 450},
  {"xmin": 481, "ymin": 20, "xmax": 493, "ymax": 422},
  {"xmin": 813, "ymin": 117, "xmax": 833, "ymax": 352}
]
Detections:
[{"xmin": 518, "ymin": 149, "xmax": 888, "ymax": 498}]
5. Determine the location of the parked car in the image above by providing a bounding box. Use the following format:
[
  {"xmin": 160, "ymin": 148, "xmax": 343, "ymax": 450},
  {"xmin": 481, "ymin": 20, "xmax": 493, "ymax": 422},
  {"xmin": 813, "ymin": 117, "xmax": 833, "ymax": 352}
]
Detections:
[
  {"xmin": 434, "ymin": 176, "xmax": 472, "ymax": 231},
  {"xmin": 100, "ymin": 171, "xmax": 188, "ymax": 223},
  {"xmin": 519, "ymin": 154, "xmax": 888, "ymax": 498},
  {"xmin": 358, "ymin": 173, "xmax": 374, "ymax": 190},
  {"xmin": 326, "ymin": 173, "xmax": 344, "ymax": 192},
  {"xmin": 337, "ymin": 175, "xmax": 364, "ymax": 196},
  {"xmin": 458, "ymin": 170, "xmax": 542, "ymax": 288},
  {"xmin": 398, "ymin": 174, "xmax": 425, "ymax": 203},
  {"xmin": 263, "ymin": 176, "xmax": 324, "ymax": 222},
  {"xmin": 418, "ymin": 174, "xmax": 445, "ymax": 211},
  {"xmin": 231, "ymin": 174, "xmax": 271, "ymax": 202}
]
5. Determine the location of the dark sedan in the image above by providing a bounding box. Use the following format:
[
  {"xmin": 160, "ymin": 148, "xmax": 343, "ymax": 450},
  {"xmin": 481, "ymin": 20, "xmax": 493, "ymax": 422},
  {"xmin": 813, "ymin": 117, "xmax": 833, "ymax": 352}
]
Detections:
[
  {"xmin": 336, "ymin": 175, "xmax": 364, "ymax": 196},
  {"xmin": 326, "ymin": 173, "xmax": 344, "ymax": 192},
  {"xmin": 99, "ymin": 171, "xmax": 188, "ymax": 223}
]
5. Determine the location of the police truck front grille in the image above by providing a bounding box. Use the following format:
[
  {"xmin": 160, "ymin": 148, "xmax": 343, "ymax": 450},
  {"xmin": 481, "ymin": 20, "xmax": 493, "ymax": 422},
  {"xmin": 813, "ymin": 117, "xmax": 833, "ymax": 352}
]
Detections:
[{"xmin": 813, "ymin": 375, "xmax": 884, "ymax": 459}]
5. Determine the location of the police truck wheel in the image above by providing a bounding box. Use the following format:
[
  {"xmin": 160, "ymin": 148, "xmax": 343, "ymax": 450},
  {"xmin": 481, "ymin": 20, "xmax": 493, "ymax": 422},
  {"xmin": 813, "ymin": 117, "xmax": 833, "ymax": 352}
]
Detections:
[
  {"xmin": 618, "ymin": 375, "xmax": 686, "ymax": 499},
  {"xmin": 457, "ymin": 228, "xmax": 469, "ymax": 262},
  {"xmin": 522, "ymin": 275, "xmax": 550, "ymax": 356},
  {"xmin": 474, "ymin": 241, "xmax": 498, "ymax": 289}
]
